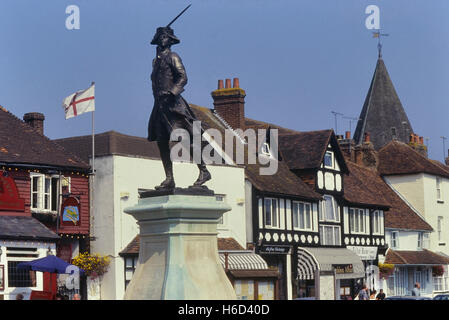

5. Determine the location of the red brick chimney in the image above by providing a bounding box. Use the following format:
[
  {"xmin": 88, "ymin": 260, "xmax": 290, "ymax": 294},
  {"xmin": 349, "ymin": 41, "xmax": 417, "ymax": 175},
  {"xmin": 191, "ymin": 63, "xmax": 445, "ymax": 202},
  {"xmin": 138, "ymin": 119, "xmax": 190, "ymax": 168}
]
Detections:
[
  {"xmin": 353, "ymin": 132, "xmax": 379, "ymax": 170},
  {"xmin": 212, "ymin": 77, "xmax": 246, "ymax": 130},
  {"xmin": 23, "ymin": 112, "xmax": 45, "ymax": 135},
  {"xmin": 337, "ymin": 131, "xmax": 356, "ymax": 162},
  {"xmin": 408, "ymin": 132, "xmax": 428, "ymax": 158}
]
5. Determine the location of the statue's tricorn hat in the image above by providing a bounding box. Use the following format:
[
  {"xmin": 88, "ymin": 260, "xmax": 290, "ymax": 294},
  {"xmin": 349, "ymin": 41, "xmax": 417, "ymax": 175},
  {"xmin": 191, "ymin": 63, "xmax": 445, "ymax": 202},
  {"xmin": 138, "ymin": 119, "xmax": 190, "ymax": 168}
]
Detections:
[{"xmin": 151, "ymin": 27, "xmax": 180, "ymax": 45}]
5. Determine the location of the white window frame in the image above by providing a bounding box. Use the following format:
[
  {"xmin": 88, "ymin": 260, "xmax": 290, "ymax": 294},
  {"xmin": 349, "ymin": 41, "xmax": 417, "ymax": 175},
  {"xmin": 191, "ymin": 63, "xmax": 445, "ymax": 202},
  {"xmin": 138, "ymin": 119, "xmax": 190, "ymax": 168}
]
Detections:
[
  {"xmin": 390, "ymin": 231, "xmax": 399, "ymax": 249},
  {"xmin": 30, "ymin": 173, "xmax": 61, "ymax": 212},
  {"xmin": 292, "ymin": 201, "xmax": 313, "ymax": 231},
  {"xmin": 320, "ymin": 195, "xmax": 339, "ymax": 222},
  {"xmin": 319, "ymin": 225, "xmax": 341, "ymax": 246},
  {"xmin": 324, "ymin": 151, "xmax": 334, "ymax": 169},
  {"xmin": 264, "ymin": 197, "xmax": 280, "ymax": 229},
  {"xmin": 417, "ymin": 232, "xmax": 423, "ymax": 249},
  {"xmin": 349, "ymin": 208, "xmax": 367, "ymax": 235},
  {"xmin": 372, "ymin": 210, "xmax": 383, "ymax": 235},
  {"xmin": 436, "ymin": 177, "xmax": 443, "ymax": 201},
  {"xmin": 438, "ymin": 216, "xmax": 444, "ymax": 243}
]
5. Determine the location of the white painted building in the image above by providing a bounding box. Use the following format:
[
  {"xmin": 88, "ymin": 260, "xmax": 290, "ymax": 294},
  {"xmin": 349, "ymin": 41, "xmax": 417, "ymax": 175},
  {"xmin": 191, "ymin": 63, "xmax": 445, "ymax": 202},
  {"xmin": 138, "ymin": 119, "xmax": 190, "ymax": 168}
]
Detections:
[
  {"xmin": 56, "ymin": 131, "xmax": 246, "ymax": 300},
  {"xmin": 378, "ymin": 141, "xmax": 449, "ymax": 296}
]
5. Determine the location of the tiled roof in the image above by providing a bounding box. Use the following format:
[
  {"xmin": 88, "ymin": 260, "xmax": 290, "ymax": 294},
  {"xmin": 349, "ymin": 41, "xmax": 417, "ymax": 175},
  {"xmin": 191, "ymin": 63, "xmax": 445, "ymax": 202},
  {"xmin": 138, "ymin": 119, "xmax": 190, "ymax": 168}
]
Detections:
[
  {"xmin": 0, "ymin": 216, "xmax": 59, "ymax": 241},
  {"xmin": 54, "ymin": 131, "xmax": 161, "ymax": 163},
  {"xmin": 277, "ymin": 130, "xmax": 349, "ymax": 175},
  {"xmin": 192, "ymin": 105, "xmax": 322, "ymax": 200},
  {"xmin": 385, "ymin": 249, "xmax": 449, "ymax": 265},
  {"xmin": 353, "ymin": 58, "xmax": 413, "ymax": 149},
  {"xmin": 0, "ymin": 107, "xmax": 89, "ymax": 170},
  {"xmin": 217, "ymin": 237, "xmax": 245, "ymax": 251},
  {"xmin": 344, "ymin": 162, "xmax": 390, "ymax": 208},
  {"xmin": 378, "ymin": 140, "xmax": 449, "ymax": 178},
  {"xmin": 119, "ymin": 235, "xmax": 140, "ymax": 255}
]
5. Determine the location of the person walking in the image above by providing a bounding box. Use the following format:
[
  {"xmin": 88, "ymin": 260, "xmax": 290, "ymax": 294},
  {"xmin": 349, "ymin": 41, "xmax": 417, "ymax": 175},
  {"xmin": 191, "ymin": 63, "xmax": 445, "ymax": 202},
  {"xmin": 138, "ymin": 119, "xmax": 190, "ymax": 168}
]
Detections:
[
  {"xmin": 412, "ymin": 282, "xmax": 421, "ymax": 296},
  {"xmin": 357, "ymin": 284, "xmax": 369, "ymax": 300}
]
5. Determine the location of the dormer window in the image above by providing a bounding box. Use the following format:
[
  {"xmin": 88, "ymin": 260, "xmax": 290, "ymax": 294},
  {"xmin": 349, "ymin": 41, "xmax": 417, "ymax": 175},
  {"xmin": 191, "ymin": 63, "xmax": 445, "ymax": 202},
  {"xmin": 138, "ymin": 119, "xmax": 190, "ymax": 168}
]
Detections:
[{"xmin": 324, "ymin": 151, "xmax": 334, "ymax": 169}]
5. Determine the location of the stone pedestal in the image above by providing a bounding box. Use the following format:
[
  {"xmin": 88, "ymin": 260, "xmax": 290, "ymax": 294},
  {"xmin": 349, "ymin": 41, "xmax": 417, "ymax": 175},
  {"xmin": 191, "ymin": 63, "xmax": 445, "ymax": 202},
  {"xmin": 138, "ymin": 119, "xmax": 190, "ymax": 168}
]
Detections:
[{"xmin": 123, "ymin": 192, "xmax": 236, "ymax": 300}]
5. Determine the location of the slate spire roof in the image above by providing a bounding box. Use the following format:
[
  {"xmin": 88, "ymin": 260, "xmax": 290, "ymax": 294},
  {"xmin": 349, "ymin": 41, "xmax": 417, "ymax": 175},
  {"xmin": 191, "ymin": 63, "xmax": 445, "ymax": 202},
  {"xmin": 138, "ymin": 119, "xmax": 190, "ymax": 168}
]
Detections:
[{"xmin": 353, "ymin": 58, "xmax": 413, "ymax": 149}]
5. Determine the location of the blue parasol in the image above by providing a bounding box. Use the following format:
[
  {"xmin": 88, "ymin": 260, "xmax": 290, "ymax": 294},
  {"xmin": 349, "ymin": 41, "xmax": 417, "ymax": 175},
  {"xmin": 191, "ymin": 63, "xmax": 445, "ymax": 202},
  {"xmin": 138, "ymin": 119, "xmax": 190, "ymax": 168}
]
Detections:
[{"xmin": 17, "ymin": 254, "xmax": 84, "ymax": 275}]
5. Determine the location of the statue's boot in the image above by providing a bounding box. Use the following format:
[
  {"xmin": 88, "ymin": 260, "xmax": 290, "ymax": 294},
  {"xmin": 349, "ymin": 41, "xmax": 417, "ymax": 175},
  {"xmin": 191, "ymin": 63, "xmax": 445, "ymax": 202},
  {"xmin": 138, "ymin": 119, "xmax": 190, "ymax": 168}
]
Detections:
[
  {"xmin": 193, "ymin": 164, "xmax": 211, "ymax": 186},
  {"xmin": 155, "ymin": 156, "xmax": 175, "ymax": 190}
]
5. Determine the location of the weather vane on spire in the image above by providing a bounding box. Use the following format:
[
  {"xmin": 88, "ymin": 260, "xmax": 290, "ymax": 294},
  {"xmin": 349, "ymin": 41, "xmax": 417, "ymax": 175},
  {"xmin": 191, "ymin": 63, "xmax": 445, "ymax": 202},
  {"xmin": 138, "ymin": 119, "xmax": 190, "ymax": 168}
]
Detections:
[{"xmin": 373, "ymin": 29, "xmax": 389, "ymax": 58}]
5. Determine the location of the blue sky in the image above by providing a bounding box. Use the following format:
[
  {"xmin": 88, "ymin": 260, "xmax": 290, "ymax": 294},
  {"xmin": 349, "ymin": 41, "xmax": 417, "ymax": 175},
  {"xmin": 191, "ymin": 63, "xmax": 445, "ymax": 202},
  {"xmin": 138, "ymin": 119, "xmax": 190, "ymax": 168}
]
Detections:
[{"xmin": 0, "ymin": 0, "xmax": 448, "ymax": 160}]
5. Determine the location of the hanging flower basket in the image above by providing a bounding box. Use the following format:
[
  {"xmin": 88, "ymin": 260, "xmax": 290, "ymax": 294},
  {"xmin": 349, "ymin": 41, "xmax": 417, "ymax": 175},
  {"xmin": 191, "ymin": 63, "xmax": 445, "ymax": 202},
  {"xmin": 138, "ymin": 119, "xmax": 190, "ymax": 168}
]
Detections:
[
  {"xmin": 432, "ymin": 265, "xmax": 445, "ymax": 277},
  {"xmin": 72, "ymin": 252, "xmax": 111, "ymax": 279},
  {"xmin": 378, "ymin": 263, "xmax": 395, "ymax": 279}
]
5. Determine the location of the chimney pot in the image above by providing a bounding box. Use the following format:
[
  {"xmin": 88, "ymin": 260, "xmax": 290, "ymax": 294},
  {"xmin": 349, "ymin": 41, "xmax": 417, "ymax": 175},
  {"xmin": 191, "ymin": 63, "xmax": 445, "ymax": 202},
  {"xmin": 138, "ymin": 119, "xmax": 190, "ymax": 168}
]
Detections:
[
  {"xmin": 419, "ymin": 136, "xmax": 424, "ymax": 145},
  {"xmin": 23, "ymin": 112, "xmax": 45, "ymax": 135},
  {"xmin": 345, "ymin": 131, "xmax": 351, "ymax": 139},
  {"xmin": 409, "ymin": 134, "xmax": 414, "ymax": 143},
  {"xmin": 225, "ymin": 79, "xmax": 231, "ymax": 89},
  {"xmin": 218, "ymin": 79, "xmax": 224, "ymax": 90},
  {"xmin": 233, "ymin": 78, "xmax": 239, "ymax": 88}
]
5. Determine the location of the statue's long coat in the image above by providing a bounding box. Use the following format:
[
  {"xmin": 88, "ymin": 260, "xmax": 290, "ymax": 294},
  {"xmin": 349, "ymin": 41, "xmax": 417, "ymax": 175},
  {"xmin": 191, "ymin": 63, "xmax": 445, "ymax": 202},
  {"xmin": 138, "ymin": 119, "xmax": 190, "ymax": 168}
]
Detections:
[{"xmin": 147, "ymin": 49, "xmax": 197, "ymax": 142}]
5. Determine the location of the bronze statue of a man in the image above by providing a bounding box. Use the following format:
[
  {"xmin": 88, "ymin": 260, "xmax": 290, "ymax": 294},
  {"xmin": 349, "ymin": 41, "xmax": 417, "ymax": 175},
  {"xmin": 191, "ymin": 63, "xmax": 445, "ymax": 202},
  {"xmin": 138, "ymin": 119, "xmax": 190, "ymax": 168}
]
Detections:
[{"xmin": 147, "ymin": 26, "xmax": 211, "ymax": 190}]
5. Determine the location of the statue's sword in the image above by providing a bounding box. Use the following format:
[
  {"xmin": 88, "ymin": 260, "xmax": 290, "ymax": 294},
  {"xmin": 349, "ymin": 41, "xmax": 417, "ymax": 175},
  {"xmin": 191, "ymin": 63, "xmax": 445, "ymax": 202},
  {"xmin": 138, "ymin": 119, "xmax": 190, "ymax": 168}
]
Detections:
[{"xmin": 166, "ymin": 4, "xmax": 191, "ymax": 27}]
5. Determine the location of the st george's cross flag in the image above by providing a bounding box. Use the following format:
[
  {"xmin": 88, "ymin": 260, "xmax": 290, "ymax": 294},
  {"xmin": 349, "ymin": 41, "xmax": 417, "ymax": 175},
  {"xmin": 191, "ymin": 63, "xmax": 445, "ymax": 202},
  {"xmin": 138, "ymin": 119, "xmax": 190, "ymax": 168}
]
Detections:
[{"xmin": 62, "ymin": 83, "xmax": 95, "ymax": 119}]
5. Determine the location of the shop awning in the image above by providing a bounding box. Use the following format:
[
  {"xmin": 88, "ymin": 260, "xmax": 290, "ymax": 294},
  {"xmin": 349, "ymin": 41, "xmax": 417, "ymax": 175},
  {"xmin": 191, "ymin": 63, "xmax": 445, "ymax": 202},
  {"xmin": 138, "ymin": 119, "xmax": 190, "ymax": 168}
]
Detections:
[
  {"xmin": 297, "ymin": 247, "xmax": 365, "ymax": 280},
  {"xmin": 219, "ymin": 252, "xmax": 269, "ymax": 270}
]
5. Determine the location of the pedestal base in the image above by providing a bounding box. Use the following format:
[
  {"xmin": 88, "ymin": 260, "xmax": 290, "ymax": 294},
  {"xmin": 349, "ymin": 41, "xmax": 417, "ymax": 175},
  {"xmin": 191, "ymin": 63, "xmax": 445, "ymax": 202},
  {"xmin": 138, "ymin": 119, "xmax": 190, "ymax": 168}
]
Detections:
[{"xmin": 123, "ymin": 193, "xmax": 236, "ymax": 300}]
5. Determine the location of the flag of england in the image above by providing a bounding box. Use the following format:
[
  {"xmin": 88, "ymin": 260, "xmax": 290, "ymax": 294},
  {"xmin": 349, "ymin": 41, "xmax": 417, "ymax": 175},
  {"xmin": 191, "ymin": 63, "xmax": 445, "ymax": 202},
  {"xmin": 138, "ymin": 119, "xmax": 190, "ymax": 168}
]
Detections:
[{"xmin": 62, "ymin": 83, "xmax": 95, "ymax": 119}]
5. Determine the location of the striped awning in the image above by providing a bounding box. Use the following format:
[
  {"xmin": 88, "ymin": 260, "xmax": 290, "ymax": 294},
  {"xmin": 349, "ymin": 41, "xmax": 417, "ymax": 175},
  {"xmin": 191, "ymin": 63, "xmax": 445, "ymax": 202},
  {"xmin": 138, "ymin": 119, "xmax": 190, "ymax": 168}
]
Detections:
[
  {"xmin": 297, "ymin": 247, "xmax": 365, "ymax": 280},
  {"xmin": 297, "ymin": 248, "xmax": 320, "ymax": 280},
  {"xmin": 219, "ymin": 252, "xmax": 269, "ymax": 270}
]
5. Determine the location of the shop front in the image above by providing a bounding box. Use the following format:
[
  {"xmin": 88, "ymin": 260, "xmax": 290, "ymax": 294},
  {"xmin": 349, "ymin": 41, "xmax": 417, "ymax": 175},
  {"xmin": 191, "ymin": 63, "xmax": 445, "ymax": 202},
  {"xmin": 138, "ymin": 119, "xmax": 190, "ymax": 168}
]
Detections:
[
  {"xmin": 258, "ymin": 244, "xmax": 292, "ymax": 300},
  {"xmin": 296, "ymin": 247, "xmax": 365, "ymax": 300},
  {"xmin": 347, "ymin": 246, "xmax": 381, "ymax": 293}
]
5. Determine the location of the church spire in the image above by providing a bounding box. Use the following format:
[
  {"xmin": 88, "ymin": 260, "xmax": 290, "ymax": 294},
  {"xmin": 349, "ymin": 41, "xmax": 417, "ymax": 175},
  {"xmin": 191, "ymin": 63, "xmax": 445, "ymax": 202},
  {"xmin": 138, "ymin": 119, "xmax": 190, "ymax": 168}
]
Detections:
[{"xmin": 353, "ymin": 55, "xmax": 413, "ymax": 150}]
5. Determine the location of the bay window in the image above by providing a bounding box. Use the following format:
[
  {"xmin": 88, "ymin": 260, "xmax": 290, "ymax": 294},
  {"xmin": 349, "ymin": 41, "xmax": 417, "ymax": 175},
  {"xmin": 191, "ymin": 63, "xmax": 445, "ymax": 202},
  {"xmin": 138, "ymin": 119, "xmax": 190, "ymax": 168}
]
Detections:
[{"xmin": 320, "ymin": 195, "xmax": 339, "ymax": 222}]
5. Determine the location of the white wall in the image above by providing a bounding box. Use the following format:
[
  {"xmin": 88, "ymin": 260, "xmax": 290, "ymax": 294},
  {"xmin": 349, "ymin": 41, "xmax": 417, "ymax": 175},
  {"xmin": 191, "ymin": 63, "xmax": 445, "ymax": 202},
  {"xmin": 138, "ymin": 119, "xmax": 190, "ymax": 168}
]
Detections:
[
  {"xmin": 385, "ymin": 229, "xmax": 428, "ymax": 251},
  {"xmin": 385, "ymin": 173, "xmax": 449, "ymax": 257},
  {"xmin": 90, "ymin": 154, "xmax": 246, "ymax": 300},
  {"xmin": 422, "ymin": 174, "xmax": 449, "ymax": 256},
  {"xmin": 0, "ymin": 241, "xmax": 56, "ymax": 300},
  {"xmin": 384, "ymin": 174, "xmax": 425, "ymax": 214}
]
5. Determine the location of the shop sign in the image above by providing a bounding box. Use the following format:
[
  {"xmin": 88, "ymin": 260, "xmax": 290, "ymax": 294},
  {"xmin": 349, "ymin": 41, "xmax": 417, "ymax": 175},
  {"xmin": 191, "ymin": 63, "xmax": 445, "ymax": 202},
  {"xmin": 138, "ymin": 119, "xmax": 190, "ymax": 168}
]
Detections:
[
  {"xmin": 346, "ymin": 246, "xmax": 378, "ymax": 260},
  {"xmin": 0, "ymin": 172, "xmax": 25, "ymax": 211},
  {"xmin": 260, "ymin": 245, "xmax": 290, "ymax": 254},
  {"xmin": 333, "ymin": 264, "xmax": 354, "ymax": 274},
  {"xmin": 61, "ymin": 197, "xmax": 80, "ymax": 226}
]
